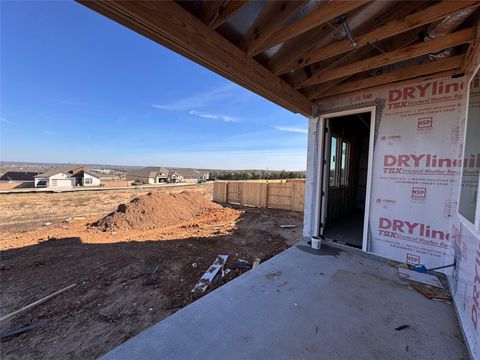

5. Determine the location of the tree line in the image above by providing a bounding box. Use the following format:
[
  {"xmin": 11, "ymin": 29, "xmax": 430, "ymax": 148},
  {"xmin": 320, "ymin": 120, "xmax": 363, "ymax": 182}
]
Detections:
[{"xmin": 209, "ymin": 170, "xmax": 306, "ymax": 181}]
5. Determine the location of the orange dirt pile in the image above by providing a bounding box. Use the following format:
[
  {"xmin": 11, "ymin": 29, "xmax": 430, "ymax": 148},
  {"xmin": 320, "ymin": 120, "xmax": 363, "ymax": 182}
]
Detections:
[{"xmin": 92, "ymin": 191, "xmax": 225, "ymax": 232}]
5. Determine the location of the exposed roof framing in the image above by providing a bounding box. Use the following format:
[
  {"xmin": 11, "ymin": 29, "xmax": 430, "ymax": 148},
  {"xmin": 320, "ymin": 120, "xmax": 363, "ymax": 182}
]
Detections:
[
  {"xmin": 284, "ymin": 1, "xmax": 480, "ymax": 74},
  {"xmin": 250, "ymin": 0, "xmax": 369, "ymax": 57},
  {"xmin": 268, "ymin": 1, "xmax": 399, "ymax": 75},
  {"xmin": 286, "ymin": 2, "xmax": 431, "ymax": 90},
  {"xmin": 299, "ymin": 27, "xmax": 475, "ymax": 88},
  {"xmin": 77, "ymin": 0, "xmax": 480, "ymax": 115},
  {"xmin": 242, "ymin": 0, "xmax": 308, "ymax": 56},
  {"xmin": 306, "ymin": 55, "xmax": 465, "ymax": 99},
  {"xmin": 199, "ymin": 0, "xmax": 250, "ymax": 29}
]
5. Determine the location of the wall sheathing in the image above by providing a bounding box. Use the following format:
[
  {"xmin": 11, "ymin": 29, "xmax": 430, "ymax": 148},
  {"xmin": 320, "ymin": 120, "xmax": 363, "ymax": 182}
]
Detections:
[
  {"xmin": 304, "ymin": 51, "xmax": 480, "ymax": 357},
  {"xmin": 450, "ymin": 44, "xmax": 480, "ymax": 360}
]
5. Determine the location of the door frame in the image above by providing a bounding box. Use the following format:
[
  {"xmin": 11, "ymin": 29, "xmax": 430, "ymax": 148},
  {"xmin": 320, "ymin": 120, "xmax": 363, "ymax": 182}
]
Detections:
[{"xmin": 317, "ymin": 106, "xmax": 376, "ymax": 252}]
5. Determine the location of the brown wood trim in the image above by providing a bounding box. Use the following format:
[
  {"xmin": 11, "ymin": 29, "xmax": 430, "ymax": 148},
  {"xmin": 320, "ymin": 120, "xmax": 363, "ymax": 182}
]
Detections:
[
  {"xmin": 251, "ymin": 0, "xmax": 369, "ymax": 57},
  {"xmin": 305, "ymin": 55, "xmax": 465, "ymax": 99},
  {"xmin": 284, "ymin": 1, "xmax": 480, "ymax": 74},
  {"xmin": 299, "ymin": 27, "xmax": 475, "ymax": 88}
]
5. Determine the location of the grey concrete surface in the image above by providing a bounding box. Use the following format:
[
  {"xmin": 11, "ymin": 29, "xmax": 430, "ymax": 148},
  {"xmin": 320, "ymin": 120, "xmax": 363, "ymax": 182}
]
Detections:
[{"xmin": 101, "ymin": 242, "xmax": 467, "ymax": 360}]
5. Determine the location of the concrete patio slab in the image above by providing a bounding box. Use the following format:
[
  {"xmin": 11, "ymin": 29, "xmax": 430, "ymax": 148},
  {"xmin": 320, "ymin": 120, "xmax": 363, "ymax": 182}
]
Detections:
[{"xmin": 101, "ymin": 242, "xmax": 467, "ymax": 360}]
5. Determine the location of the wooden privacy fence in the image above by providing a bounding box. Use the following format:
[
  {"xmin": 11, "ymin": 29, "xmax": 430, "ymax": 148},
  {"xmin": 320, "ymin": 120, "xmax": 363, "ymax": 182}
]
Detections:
[{"xmin": 213, "ymin": 180, "xmax": 305, "ymax": 212}]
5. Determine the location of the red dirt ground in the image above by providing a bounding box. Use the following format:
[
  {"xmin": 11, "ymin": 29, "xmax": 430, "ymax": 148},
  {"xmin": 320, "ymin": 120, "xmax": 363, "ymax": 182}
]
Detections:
[{"xmin": 0, "ymin": 191, "xmax": 303, "ymax": 359}]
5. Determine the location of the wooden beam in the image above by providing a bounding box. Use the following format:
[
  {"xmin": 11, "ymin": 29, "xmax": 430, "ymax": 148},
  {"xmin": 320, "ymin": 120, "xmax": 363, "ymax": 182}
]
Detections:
[
  {"xmin": 77, "ymin": 0, "xmax": 312, "ymax": 116},
  {"xmin": 304, "ymin": 55, "xmax": 465, "ymax": 99},
  {"xmin": 199, "ymin": 0, "xmax": 249, "ymax": 29},
  {"xmin": 272, "ymin": 0, "xmax": 421, "ymax": 76},
  {"xmin": 251, "ymin": 0, "xmax": 369, "ymax": 57},
  {"xmin": 299, "ymin": 27, "xmax": 475, "ymax": 88},
  {"xmin": 319, "ymin": 69, "xmax": 462, "ymax": 101},
  {"xmin": 299, "ymin": 24, "xmax": 431, "ymax": 95},
  {"xmin": 462, "ymin": 12, "xmax": 480, "ymax": 72},
  {"xmin": 286, "ymin": 1, "xmax": 480, "ymax": 74},
  {"xmin": 242, "ymin": 1, "xmax": 307, "ymax": 56},
  {"xmin": 289, "ymin": 22, "xmax": 425, "ymax": 90}
]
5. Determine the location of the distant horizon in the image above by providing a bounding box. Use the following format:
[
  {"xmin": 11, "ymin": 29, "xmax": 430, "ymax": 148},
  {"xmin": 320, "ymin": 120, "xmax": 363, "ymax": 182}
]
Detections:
[
  {"xmin": 1, "ymin": 2, "xmax": 307, "ymax": 171},
  {"xmin": 1, "ymin": 160, "xmax": 306, "ymax": 172}
]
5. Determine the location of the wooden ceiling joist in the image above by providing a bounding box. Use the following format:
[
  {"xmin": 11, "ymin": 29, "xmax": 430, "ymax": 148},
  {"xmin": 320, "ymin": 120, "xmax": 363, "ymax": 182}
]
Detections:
[
  {"xmin": 299, "ymin": 27, "xmax": 475, "ymax": 88},
  {"xmin": 271, "ymin": 0, "xmax": 420, "ymax": 76},
  {"xmin": 284, "ymin": 1, "xmax": 480, "ymax": 75},
  {"xmin": 77, "ymin": 0, "xmax": 312, "ymax": 115},
  {"xmin": 304, "ymin": 55, "xmax": 465, "ymax": 99},
  {"xmin": 250, "ymin": 0, "xmax": 369, "ymax": 57},
  {"xmin": 242, "ymin": 1, "xmax": 307, "ymax": 56},
  {"xmin": 199, "ymin": 0, "xmax": 250, "ymax": 29}
]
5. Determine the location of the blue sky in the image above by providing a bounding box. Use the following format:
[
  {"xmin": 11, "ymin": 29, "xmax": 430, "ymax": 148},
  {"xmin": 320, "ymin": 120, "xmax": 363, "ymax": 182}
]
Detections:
[{"xmin": 0, "ymin": 1, "xmax": 308, "ymax": 170}]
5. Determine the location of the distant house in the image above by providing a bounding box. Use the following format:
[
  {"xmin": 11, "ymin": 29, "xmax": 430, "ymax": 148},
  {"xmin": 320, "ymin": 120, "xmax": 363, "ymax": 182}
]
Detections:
[
  {"xmin": 34, "ymin": 167, "xmax": 76, "ymax": 188},
  {"xmin": 34, "ymin": 166, "xmax": 101, "ymax": 188},
  {"xmin": 0, "ymin": 171, "xmax": 39, "ymax": 181},
  {"xmin": 72, "ymin": 170, "xmax": 102, "ymax": 186},
  {"xmin": 173, "ymin": 168, "xmax": 209, "ymax": 182},
  {"xmin": 126, "ymin": 167, "xmax": 170, "ymax": 184}
]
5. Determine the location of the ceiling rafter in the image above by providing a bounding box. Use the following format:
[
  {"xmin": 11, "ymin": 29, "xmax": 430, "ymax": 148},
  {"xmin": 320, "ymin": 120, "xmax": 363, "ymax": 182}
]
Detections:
[
  {"xmin": 298, "ymin": 27, "xmax": 475, "ymax": 88},
  {"xmin": 462, "ymin": 11, "xmax": 480, "ymax": 71},
  {"xmin": 242, "ymin": 0, "xmax": 307, "ymax": 56},
  {"xmin": 199, "ymin": 0, "xmax": 250, "ymax": 29},
  {"xmin": 284, "ymin": 1, "xmax": 480, "ymax": 74},
  {"xmin": 286, "ymin": 3, "xmax": 430, "ymax": 92},
  {"xmin": 304, "ymin": 55, "xmax": 465, "ymax": 99},
  {"xmin": 77, "ymin": 0, "xmax": 312, "ymax": 115},
  {"xmin": 250, "ymin": 0, "xmax": 369, "ymax": 57},
  {"xmin": 268, "ymin": 1, "xmax": 385, "ymax": 76}
]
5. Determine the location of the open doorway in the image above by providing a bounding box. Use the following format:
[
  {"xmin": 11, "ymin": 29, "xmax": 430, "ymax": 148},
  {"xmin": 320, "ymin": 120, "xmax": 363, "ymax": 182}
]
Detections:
[{"xmin": 318, "ymin": 108, "xmax": 375, "ymax": 250}]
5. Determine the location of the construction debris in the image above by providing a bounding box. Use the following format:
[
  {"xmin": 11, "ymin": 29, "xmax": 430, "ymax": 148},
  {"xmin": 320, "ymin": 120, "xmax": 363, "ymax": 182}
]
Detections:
[
  {"xmin": 395, "ymin": 324, "xmax": 410, "ymax": 331},
  {"xmin": 1, "ymin": 321, "xmax": 47, "ymax": 340},
  {"xmin": 398, "ymin": 268, "xmax": 444, "ymax": 289},
  {"xmin": 411, "ymin": 283, "xmax": 452, "ymax": 302},
  {"xmin": 230, "ymin": 260, "xmax": 252, "ymax": 270},
  {"xmin": 142, "ymin": 266, "xmax": 159, "ymax": 276},
  {"xmin": 0, "ymin": 283, "xmax": 77, "ymax": 323},
  {"xmin": 279, "ymin": 224, "xmax": 296, "ymax": 229},
  {"xmin": 191, "ymin": 255, "xmax": 228, "ymax": 293}
]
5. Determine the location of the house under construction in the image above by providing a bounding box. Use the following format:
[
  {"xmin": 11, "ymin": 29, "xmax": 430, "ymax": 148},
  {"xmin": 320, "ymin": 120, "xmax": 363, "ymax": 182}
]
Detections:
[{"xmin": 77, "ymin": 1, "xmax": 480, "ymax": 359}]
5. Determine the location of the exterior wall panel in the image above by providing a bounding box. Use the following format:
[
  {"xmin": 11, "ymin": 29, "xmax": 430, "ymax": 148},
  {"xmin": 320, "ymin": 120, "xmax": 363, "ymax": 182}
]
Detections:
[{"xmin": 305, "ymin": 61, "xmax": 480, "ymax": 356}]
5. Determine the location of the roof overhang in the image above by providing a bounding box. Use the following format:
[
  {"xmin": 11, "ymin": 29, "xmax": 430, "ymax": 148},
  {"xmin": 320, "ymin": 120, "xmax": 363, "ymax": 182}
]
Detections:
[{"xmin": 77, "ymin": 1, "xmax": 480, "ymax": 117}]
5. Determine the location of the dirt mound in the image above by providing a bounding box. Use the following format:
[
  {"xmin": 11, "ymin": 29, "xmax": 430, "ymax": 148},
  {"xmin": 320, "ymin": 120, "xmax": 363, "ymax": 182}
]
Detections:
[{"xmin": 92, "ymin": 191, "xmax": 224, "ymax": 232}]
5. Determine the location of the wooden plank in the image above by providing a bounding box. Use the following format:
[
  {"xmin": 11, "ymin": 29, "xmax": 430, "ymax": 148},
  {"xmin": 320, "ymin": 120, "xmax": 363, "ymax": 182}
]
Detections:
[
  {"xmin": 269, "ymin": 1, "xmax": 382, "ymax": 76},
  {"xmin": 191, "ymin": 255, "xmax": 228, "ymax": 293},
  {"xmin": 274, "ymin": 0, "xmax": 422, "ymax": 76},
  {"xmin": 216, "ymin": 180, "xmax": 304, "ymax": 211},
  {"xmin": 213, "ymin": 181, "xmax": 228, "ymax": 202},
  {"xmin": 299, "ymin": 27, "xmax": 475, "ymax": 88},
  {"xmin": 287, "ymin": 1, "xmax": 480, "ymax": 72},
  {"xmin": 77, "ymin": 0, "xmax": 312, "ymax": 116},
  {"xmin": 242, "ymin": 0, "xmax": 307, "ymax": 56},
  {"xmin": 305, "ymin": 55, "xmax": 465, "ymax": 99},
  {"xmin": 463, "ymin": 14, "xmax": 480, "ymax": 72},
  {"xmin": 321, "ymin": 69, "xmax": 461, "ymax": 102},
  {"xmin": 298, "ymin": 23, "xmax": 431, "ymax": 94},
  {"xmin": 251, "ymin": 0, "xmax": 369, "ymax": 56},
  {"xmin": 199, "ymin": 0, "xmax": 250, "ymax": 29}
]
